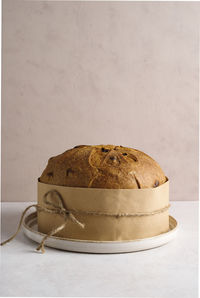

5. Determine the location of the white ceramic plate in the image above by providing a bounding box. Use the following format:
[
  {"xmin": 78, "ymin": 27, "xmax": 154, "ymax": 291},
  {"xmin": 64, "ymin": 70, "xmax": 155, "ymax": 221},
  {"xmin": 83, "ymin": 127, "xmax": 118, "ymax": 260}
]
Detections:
[{"xmin": 22, "ymin": 212, "xmax": 178, "ymax": 253}]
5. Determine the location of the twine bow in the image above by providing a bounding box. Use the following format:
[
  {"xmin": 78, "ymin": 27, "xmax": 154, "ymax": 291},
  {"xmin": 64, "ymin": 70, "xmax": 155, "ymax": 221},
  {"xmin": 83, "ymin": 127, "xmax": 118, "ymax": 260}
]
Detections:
[{"xmin": 0, "ymin": 190, "xmax": 85, "ymax": 253}]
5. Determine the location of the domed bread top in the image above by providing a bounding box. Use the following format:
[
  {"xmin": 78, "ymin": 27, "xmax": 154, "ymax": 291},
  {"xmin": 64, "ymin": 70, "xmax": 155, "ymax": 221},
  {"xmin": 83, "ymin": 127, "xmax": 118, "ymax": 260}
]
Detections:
[{"xmin": 39, "ymin": 145, "xmax": 167, "ymax": 189}]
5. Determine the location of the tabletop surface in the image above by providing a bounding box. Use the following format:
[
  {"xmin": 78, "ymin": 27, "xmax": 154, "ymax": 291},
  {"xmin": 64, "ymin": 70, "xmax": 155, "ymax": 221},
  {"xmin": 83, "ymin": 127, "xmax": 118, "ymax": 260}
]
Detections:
[{"xmin": 0, "ymin": 201, "xmax": 198, "ymax": 297}]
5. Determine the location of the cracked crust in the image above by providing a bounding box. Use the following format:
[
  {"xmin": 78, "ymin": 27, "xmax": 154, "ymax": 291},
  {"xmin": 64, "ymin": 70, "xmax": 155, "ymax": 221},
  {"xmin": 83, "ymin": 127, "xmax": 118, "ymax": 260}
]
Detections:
[{"xmin": 39, "ymin": 145, "xmax": 167, "ymax": 189}]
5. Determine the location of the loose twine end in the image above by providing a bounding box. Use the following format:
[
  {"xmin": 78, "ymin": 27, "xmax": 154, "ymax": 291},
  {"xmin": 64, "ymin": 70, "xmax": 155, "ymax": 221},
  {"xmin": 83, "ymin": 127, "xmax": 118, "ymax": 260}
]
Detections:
[
  {"xmin": 69, "ymin": 213, "xmax": 85, "ymax": 229},
  {"xmin": 0, "ymin": 191, "xmax": 85, "ymax": 253},
  {"xmin": 36, "ymin": 243, "xmax": 45, "ymax": 253},
  {"xmin": 1, "ymin": 204, "xmax": 38, "ymax": 247}
]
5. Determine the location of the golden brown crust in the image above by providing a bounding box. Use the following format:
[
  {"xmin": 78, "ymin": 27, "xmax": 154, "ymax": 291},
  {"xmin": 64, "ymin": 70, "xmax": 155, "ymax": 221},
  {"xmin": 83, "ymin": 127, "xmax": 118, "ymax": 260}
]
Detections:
[{"xmin": 39, "ymin": 145, "xmax": 166, "ymax": 189}]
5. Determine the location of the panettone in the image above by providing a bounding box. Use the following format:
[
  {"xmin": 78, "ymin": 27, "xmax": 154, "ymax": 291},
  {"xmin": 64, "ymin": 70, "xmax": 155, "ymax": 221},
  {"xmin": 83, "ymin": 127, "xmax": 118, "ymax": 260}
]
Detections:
[
  {"xmin": 39, "ymin": 144, "xmax": 166, "ymax": 189},
  {"xmin": 1, "ymin": 144, "xmax": 171, "ymax": 253}
]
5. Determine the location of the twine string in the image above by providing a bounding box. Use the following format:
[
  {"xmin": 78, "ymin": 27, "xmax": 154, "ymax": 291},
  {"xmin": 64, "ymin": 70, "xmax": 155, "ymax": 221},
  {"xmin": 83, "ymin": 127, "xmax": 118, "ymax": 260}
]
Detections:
[
  {"xmin": 36, "ymin": 219, "xmax": 68, "ymax": 253},
  {"xmin": 1, "ymin": 189, "xmax": 170, "ymax": 253},
  {"xmin": 0, "ymin": 190, "xmax": 85, "ymax": 253},
  {"xmin": 0, "ymin": 204, "xmax": 38, "ymax": 247}
]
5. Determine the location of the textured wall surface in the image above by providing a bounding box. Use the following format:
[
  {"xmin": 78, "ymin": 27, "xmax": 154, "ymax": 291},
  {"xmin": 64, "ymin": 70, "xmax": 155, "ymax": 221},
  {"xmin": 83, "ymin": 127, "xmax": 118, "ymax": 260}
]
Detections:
[{"xmin": 2, "ymin": 1, "xmax": 199, "ymax": 201}]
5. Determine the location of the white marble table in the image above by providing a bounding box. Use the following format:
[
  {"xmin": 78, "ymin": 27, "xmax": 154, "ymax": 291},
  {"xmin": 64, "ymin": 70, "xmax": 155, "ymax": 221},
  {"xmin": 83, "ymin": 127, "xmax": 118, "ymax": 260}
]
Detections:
[{"xmin": 0, "ymin": 202, "xmax": 198, "ymax": 297}]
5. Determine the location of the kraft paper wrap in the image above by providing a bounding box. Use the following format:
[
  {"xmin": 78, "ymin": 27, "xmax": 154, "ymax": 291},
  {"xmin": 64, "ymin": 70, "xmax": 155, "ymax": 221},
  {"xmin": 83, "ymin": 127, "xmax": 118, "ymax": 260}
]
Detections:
[{"xmin": 37, "ymin": 178, "xmax": 170, "ymax": 241}]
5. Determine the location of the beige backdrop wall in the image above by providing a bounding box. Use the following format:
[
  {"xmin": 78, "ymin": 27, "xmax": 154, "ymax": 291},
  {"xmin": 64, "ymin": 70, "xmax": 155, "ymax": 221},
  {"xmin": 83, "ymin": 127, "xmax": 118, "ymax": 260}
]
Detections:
[{"xmin": 2, "ymin": 1, "xmax": 199, "ymax": 202}]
